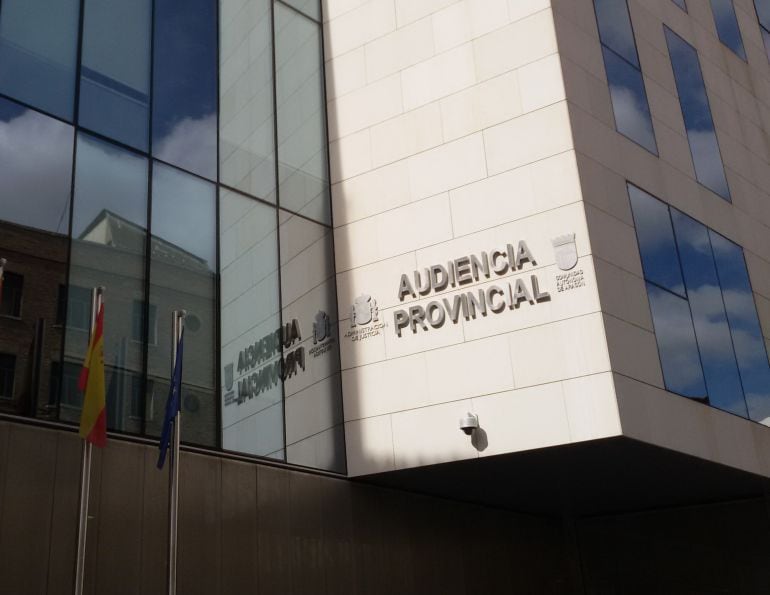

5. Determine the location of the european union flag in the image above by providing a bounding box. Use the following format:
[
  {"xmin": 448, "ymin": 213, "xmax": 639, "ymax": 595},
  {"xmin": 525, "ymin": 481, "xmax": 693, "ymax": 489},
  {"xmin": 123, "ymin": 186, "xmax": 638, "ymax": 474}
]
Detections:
[{"xmin": 157, "ymin": 330, "xmax": 184, "ymax": 469}]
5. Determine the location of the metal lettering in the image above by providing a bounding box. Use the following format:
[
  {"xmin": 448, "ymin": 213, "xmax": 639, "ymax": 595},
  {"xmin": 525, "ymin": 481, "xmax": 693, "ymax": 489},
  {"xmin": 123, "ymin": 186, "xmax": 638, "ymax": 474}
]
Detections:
[
  {"xmin": 455, "ymin": 257, "xmax": 472, "ymax": 284},
  {"xmin": 487, "ymin": 285, "xmax": 506, "ymax": 313},
  {"xmin": 426, "ymin": 301, "xmax": 446, "ymax": 328},
  {"xmin": 398, "ymin": 274, "xmax": 415, "ymax": 301}
]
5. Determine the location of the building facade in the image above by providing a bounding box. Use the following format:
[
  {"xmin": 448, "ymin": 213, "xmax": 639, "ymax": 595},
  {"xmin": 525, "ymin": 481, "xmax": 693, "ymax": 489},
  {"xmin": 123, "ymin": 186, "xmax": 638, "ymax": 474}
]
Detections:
[{"xmin": 2, "ymin": 0, "xmax": 770, "ymax": 593}]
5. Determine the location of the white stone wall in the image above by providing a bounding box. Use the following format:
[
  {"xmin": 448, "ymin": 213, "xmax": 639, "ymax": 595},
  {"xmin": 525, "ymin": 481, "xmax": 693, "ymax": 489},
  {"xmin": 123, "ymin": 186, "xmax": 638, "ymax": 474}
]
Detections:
[{"xmin": 324, "ymin": 0, "xmax": 622, "ymax": 475}]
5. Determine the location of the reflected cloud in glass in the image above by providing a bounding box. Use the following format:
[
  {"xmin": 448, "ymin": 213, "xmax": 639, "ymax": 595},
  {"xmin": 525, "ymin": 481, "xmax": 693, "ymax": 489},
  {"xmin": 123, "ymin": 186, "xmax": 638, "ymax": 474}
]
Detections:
[
  {"xmin": 710, "ymin": 232, "xmax": 770, "ymax": 425},
  {"xmin": 0, "ymin": 97, "xmax": 73, "ymax": 234},
  {"xmin": 594, "ymin": 0, "xmax": 639, "ymax": 66},
  {"xmin": 671, "ymin": 210, "xmax": 747, "ymax": 416},
  {"xmin": 152, "ymin": 0, "xmax": 217, "ymax": 180},
  {"xmin": 629, "ymin": 185, "xmax": 685, "ymax": 296},
  {"xmin": 647, "ymin": 282, "xmax": 708, "ymax": 398},
  {"xmin": 665, "ymin": 27, "xmax": 730, "ymax": 200},
  {"xmin": 709, "ymin": 0, "xmax": 746, "ymax": 59}
]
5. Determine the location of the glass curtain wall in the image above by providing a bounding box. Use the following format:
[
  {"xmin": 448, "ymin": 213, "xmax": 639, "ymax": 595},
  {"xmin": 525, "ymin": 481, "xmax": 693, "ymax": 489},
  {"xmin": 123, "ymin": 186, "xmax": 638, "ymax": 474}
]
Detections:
[
  {"xmin": 0, "ymin": 0, "xmax": 344, "ymax": 472},
  {"xmin": 629, "ymin": 184, "xmax": 770, "ymax": 424}
]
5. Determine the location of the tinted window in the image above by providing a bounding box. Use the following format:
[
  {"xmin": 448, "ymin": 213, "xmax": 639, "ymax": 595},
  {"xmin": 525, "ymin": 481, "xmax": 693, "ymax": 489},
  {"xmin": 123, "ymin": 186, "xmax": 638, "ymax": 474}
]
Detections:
[
  {"xmin": 602, "ymin": 47, "xmax": 657, "ymax": 154},
  {"xmin": 672, "ymin": 0, "xmax": 687, "ymax": 10},
  {"xmin": 671, "ymin": 210, "xmax": 746, "ymax": 416},
  {"xmin": 710, "ymin": 232, "xmax": 770, "ymax": 425},
  {"xmin": 709, "ymin": 0, "xmax": 746, "ymax": 60},
  {"xmin": 80, "ymin": 0, "xmax": 152, "ymax": 150},
  {"xmin": 629, "ymin": 184, "xmax": 685, "ymax": 297},
  {"xmin": 148, "ymin": 163, "xmax": 217, "ymax": 446},
  {"xmin": 0, "ymin": 0, "xmax": 80, "ymax": 120},
  {"xmin": 0, "ymin": 97, "xmax": 74, "ymax": 234},
  {"xmin": 281, "ymin": 0, "xmax": 321, "ymax": 21},
  {"xmin": 275, "ymin": 3, "xmax": 330, "ymax": 223},
  {"xmin": 220, "ymin": 0, "xmax": 276, "ymax": 202},
  {"xmin": 220, "ymin": 188, "xmax": 283, "ymax": 459},
  {"xmin": 665, "ymin": 27, "xmax": 730, "ymax": 200},
  {"xmin": 280, "ymin": 211, "xmax": 344, "ymax": 472},
  {"xmin": 62, "ymin": 134, "xmax": 149, "ymax": 433},
  {"xmin": 594, "ymin": 0, "xmax": 657, "ymax": 154},
  {"xmin": 647, "ymin": 282, "xmax": 708, "ymax": 398},
  {"xmin": 153, "ymin": 0, "xmax": 217, "ymax": 180}
]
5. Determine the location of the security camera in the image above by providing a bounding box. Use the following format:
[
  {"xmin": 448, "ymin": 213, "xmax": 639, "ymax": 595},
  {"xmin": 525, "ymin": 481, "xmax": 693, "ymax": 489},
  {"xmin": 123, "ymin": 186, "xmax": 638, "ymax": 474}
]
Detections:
[{"xmin": 459, "ymin": 412, "xmax": 479, "ymax": 435}]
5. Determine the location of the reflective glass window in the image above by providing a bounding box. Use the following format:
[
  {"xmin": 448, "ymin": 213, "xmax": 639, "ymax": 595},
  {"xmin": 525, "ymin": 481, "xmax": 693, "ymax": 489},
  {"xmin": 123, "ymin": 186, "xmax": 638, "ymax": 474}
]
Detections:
[
  {"xmin": 756, "ymin": 0, "xmax": 770, "ymax": 60},
  {"xmin": 671, "ymin": 210, "xmax": 747, "ymax": 416},
  {"xmin": 628, "ymin": 184, "xmax": 685, "ymax": 297},
  {"xmin": 275, "ymin": 3, "xmax": 331, "ymax": 223},
  {"xmin": 0, "ymin": 97, "xmax": 71, "ymax": 420},
  {"xmin": 62, "ymin": 134, "xmax": 149, "ymax": 434},
  {"xmin": 710, "ymin": 232, "xmax": 770, "ymax": 425},
  {"xmin": 0, "ymin": 0, "xmax": 80, "ymax": 120},
  {"xmin": 672, "ymin": 0, "xmax": 687, "ymax": 10},
  {"xmin": 593, "ymin": 0, "xmax": 657, "ymax": 154},
  {"xmin": 153, "ymin": 0, "xmax": 217, "ymax": 180},
  {"xmin": 0, "ymin": 97, "xmax": 74, "ymax": 234},
  {"xmin": 220, "ymin": 0, "xmax": 276, "ymax": 202},
  {"xmin": 665, "ymin": 27, "xmax": 730, "ymax": 200},
  {"xmin": 148, "ymin": 163, "xmax": 217, "ymax": 446},
  {"xmin": 219, "ymin": 188, "xmax": 284, "ymax": 459},
  {"xmin": 601, "ymin": 47, "xmax": 658, "ymax": 154},
  {"xmin": 279, "ymin": 211, "xmax": 344, "ymax": 472},
  {"xmin": 646, "ymin": 282, "xmax": 708, "ymax": 399},
  {"xmin": 281, "ymin": 0, "xmax": 321, "ymax": 21},
  {"xmin": 79, "ymin": 0, "xmax": 151, "ymax": 150},
  {"xmin": 709, "ymin": 0, "xmax": 746, "ymax": 60}
]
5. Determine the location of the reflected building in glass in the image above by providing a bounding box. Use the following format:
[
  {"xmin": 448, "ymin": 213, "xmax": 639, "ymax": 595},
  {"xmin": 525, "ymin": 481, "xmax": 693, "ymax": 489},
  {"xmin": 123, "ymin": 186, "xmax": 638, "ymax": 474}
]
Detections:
[
  {"xmin": 3, "ymin": 1, "xmax": 770, "ymax": 593},
  {"xmin": 0, "ymin": 0, "xmax": 343, "ymax": 472}
]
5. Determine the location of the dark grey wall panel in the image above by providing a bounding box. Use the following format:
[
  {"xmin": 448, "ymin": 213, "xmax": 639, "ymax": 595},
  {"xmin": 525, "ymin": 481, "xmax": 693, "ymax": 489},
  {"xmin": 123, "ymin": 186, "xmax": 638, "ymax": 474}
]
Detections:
[
  {"xmin": 46, "ymin": 432, "xmax": 80, "ymax": 595},
  {"xmin": 139, "ymin": 448, "xmax": 168, "ymax": 595},
  {"xmin": 177, "ymin": 452, "xmax": 222, "ymax": 595},
  {"xmin": 220, "ymin": 460, "xmax": 258, "ymax": 594},
  {"xmin": 256, "ymin": 465, "xmax": 292, "ymax": 595},
  {"xmin": 0, "ymin": 424, "xmax": 57, "ymax": 595},
  {"xmin": 93, "ymin": 441, "xmax": 145, "ymax": 595}
]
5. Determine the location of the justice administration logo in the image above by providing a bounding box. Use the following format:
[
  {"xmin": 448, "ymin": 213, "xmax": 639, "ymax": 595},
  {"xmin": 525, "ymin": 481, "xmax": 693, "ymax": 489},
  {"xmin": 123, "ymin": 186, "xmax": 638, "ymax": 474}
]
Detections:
[{"xmin": 345, "ymin": 294, "xmax": 385, "ymax": 342}]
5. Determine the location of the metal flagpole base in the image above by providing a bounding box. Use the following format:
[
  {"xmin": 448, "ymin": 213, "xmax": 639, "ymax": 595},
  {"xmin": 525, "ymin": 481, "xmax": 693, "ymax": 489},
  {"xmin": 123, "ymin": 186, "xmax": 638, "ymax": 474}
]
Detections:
[{"xmin": 74, "ymin": 441, "xmax": 92, "ymax": 595}]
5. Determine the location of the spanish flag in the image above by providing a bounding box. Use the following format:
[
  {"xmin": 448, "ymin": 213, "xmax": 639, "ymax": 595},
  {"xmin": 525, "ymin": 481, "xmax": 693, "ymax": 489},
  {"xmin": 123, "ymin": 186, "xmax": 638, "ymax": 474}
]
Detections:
[{"xmin": 78, "ymin": 302, "xmax": 107, "ymax": 447}]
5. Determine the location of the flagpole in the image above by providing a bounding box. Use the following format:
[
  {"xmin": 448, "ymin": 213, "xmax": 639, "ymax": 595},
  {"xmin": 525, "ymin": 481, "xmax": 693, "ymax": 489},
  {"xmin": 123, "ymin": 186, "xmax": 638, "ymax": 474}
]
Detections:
[
  {"xmin": 167, "ymin": 309, "xmax": 185, "ymax": 595},
  {"xmin": 74, "ymin": 286, "xmax": 104, "ymax": 595}
]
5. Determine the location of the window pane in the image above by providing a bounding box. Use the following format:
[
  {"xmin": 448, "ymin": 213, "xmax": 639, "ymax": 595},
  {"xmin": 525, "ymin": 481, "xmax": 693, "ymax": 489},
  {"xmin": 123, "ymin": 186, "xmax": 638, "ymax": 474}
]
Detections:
[
  {"xmin": 647, "ymin": 283, "xmax": 707, "ymax": 399},
  {"xmin": 281, "ymin": 0, "xmax": 321, "ymax": 21},
  {"xmin": 593, "ymin": 0, "xmax": 639, "ymax": 66},
  {"xmin": 709, "ymin": 232, "xmax": 770, "ymax": 425},
  {"xmin": 628, "ymin": 185, "xmax": 685, "ymax": 297},
  {"xmin": 219, "ymin": 188, "xmax": 284, "ymax": 459},
  {"xmin": 275, "ymin": 4, "xmax": 330, "ymax": 223},
  {"xmin": 62, "ymin": 134, "xmax": 149, "ymax": 434},
  {"xmin": 220, "ymin": 0, "xmax": 276, "ymax": 202},
  {"xmin": 672, "ymin": 0, "xmax": 687, "ymax": 10},
  {"xmin": 665, "ymin": 27, "xmax": 730, "ymax": 200},
  {"xmin": 0, "ymin": 97, "xmax": 71, "ymax": 420},
  {"xmin": 79, "ymin": 0, "xmax": 151, "ymax": 150},
  {"xmin": 671, "ymin": 210, "xmax": 747, "ymax": 417},
  {"xmin": 0, "ymin": 0, "xmax": 79, "ymax": 120},
  {"xmin": 153, "ymin": 0, "xmax": 217, "ymax": 180},
  {"xmin": 0, "ymin": 97, "xmax": 74, "ymax": 234},
  {"xmin": 602, "ymin": 47, "xmax": 657, "ymax": 154},
  {"xmin": 709, "ymin": 0, "xmax": 746, "ymax": 60},
  {"xmin": 148, "ymin": 163, "xmax": 217, "ymax": 446},
  {"xmin": 755, "ymin": 0, "xmax": 770, "ymax": 30},
  {"xmin": 761, "ymin": 24, "xmax": 770, "ymax": 62},
  {"xmin": 280, "ymin": 211, "xmax": 344, "ymax": 472}
]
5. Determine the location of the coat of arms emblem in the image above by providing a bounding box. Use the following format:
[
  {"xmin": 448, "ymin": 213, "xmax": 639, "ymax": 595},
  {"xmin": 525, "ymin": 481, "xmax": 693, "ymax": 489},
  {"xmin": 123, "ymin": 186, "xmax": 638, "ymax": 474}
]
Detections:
[
  {"xmin": 224, "ymin": 363, "xmax": 234, "ymax": 391},
  {"xmin": 551, "ymin": 234, "xmax": 578, "ymax": 271},
  {"xmin": 351, "ymin": 294, "xmax": 378, "ymax": 327},
  {"xmin": 313, "ymin": 310, "xmax": 331, "ymax": 344}
]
